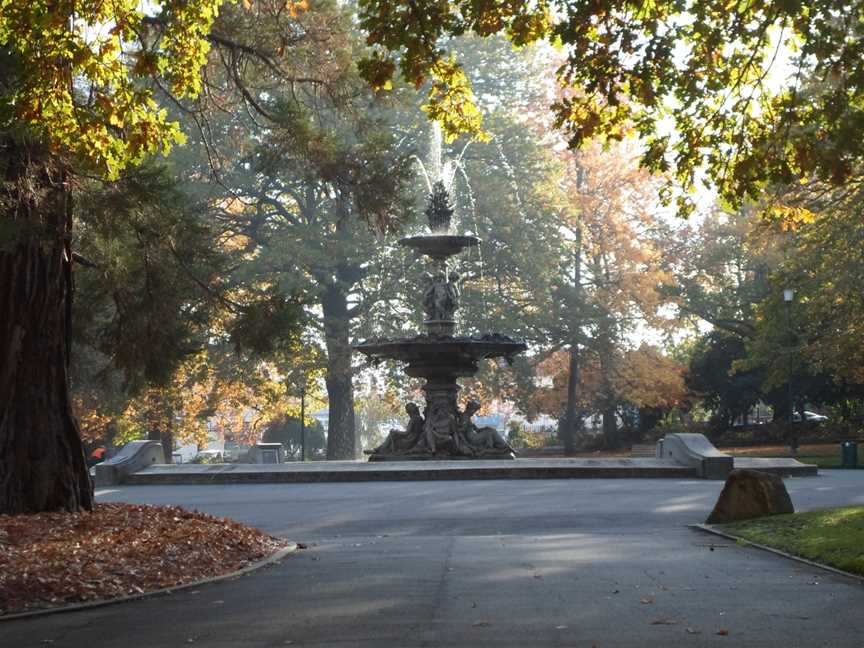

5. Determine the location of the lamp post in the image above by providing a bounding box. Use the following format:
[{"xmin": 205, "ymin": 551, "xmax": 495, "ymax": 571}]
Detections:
[
  {"xmin": 783, "ymin": 289, "xmax": 795, "ymax": 419},
  {"xmin": 300, "ymin": 382, "xmax": 306, "ymax": 462},
  {"xmin": 783, "ymin": 288, "xmax": 798, "ymax": 455}
]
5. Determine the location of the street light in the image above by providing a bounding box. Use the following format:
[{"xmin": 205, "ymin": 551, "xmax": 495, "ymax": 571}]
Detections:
[
  {"xmin": 783, "ymin": 288, "xmax": 797, "ymax": 454},
  {"xmin": 300, "ymin": 382, "xmax": 306, "ymax": 462}
]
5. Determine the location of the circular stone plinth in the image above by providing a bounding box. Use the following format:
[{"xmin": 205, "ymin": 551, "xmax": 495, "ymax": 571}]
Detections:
[
  {"xmin": 424, "ymin": 320, "xmax": 456, "ymax": 336},
  {"xmin": 399, "ymin": 235, "xmax": 480, "ymax": 261}
]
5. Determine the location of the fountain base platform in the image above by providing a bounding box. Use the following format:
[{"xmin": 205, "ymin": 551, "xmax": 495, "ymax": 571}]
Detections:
[
  {"xmin": 366, "ymin": 450, "xmax": 515, "ymax": 462},
  {"xmin": 124, "ymin": 457, "xmax": 701, "ymax": 485}
]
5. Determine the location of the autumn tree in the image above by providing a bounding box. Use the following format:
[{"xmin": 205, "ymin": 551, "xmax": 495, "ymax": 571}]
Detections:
[
  {"xmin": 357, "ymin": 0, "xmax": 864, "ymax": 216},
  {"xmin": 735, "ymin": 188, "xmax": 864, "ymax": 427},
  {"xmin": 757, "ymin": 196, "xmax": 864, "ymax": 388},
  {"xmin": 535, "ymin": 140, "xmax": 674, "ymax": 449},
  {"xmin": 534, "ymin": 344, "xmax": 687, "ymax": 446},
  {"xmin": 665, "ymin": 208, "xmax": 782, "ymax": 340},
  {"xmin": 167, "ymin": 3, "xmax": 420, "ymax": 459}
]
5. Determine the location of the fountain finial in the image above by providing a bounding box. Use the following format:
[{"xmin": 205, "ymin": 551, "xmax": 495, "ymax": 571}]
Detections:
[{"xmin": 425, "ymin": 180, "xmax": 454, "ymax": 233}]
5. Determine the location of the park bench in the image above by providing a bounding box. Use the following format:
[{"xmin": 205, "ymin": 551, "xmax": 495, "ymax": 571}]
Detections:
[{"xmin": 630, "ymin": 444, "xmax": 656, "ymax": 458}]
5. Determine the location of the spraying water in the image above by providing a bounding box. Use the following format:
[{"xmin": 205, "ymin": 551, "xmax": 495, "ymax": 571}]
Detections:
[{"xmin": 412, "ymin": 121, "xmax": 473, "ymax": 229}]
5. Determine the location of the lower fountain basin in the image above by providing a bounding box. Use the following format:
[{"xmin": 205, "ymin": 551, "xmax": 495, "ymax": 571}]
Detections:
[{"xmin": 355, "ymin": 334, "xmax": 527, "ymax": 378}]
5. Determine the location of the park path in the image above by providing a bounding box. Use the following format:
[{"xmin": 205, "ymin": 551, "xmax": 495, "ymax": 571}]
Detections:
[{"xmin": 2, "ymin": 474, "xmax": 863, "ymax": 647}]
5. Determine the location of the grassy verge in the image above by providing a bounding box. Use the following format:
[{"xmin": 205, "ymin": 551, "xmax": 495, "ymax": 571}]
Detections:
[
  {"xmin": 796, "ymin": 450, "xmax": 862, "ymax": 468},
  {"xmin": 722, "ymin": 443, "xmax": 863, "ymax": 468},
  {"xmin": 718, "ymin": 506, "xmax": 864, "ymax": 576}
]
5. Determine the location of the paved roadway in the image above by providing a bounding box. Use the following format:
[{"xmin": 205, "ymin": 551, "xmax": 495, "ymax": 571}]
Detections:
[{"xmin": 3, "ymin": 472, "xmax": 864, "ymax": 647}]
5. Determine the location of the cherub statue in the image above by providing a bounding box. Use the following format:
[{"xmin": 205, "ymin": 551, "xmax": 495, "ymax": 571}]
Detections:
[
  {"xmin": 423, "ymin": 270, "xmax": 462, "ymax": 322},
  {"xmin": 445, "ymin": 270, "xmax": 461, "ymax": 316},
  {"xmin": 417, "ymin": 401, "xmax": 458, "ymax": 454},
  {"xmin": 423, "ymin": 272, "xmax": 452, "ymax": 321}
]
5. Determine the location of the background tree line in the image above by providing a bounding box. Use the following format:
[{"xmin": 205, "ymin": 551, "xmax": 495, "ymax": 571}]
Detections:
[{"xmin": 71, "ymin": 16, "xmax": 864, "ymax": 463}]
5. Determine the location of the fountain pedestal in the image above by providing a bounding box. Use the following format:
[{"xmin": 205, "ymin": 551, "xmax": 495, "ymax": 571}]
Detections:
[
  {"xmin": 354, "ymin": 181, "xmax": 526, "ymax": 461},
  {"xmin": 423, "ymin": 319, "xmax": 456, "ymax": 336}
]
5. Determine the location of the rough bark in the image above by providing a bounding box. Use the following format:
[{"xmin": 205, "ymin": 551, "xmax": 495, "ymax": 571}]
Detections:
[
  {"xmin": 163, "ymin": 415, "xmax": 174, "ymax": 464},
  {"xmin": 146, "ymin": 391, "xmax": 174, "ymax": 464},
  {"xmin": 602, "ymin": 406, "xmax": 619, "ymax": 449},
  {"xmin": 322, "ymin": 284, "xmax": 358, "ymax": 459},
  {"xmin": 560, "ymin": 224, "xmax": 583, "ymax": 455},
  {"xmin": 0, "ymin": 134, "xmax": 94, "ymax": 515},
  {"xmin": 560, "ymin": 345, "xmax": 580, "ymax": 454}
]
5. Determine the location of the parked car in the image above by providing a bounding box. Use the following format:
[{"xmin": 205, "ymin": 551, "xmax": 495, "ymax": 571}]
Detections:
[
  {"xmin": 793, "ymin": 410, "xmax": 829, "ymax": 422},
  {"xmin": 193, "ymin": 449, "xmax": 224, "ymax": 463}
]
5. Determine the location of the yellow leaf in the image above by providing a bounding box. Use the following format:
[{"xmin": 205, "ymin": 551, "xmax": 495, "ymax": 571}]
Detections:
[{"xmin": 287, "ymin": 0, "xmax": 308, "ymax": 17}]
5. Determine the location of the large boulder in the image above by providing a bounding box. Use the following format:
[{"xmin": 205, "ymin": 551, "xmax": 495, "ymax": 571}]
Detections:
[{"xmin": 706, "ymin": 469, "xmax": 794, "ymax": 524}]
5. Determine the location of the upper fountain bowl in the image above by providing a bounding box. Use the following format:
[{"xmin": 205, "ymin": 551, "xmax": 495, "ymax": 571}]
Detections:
[{"xmin": 399, "ymin": 234, "xmax": 480, "ymax": 262}]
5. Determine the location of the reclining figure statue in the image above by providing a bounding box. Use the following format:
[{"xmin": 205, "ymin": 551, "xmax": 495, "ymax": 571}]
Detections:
[
  {"xmin": 456, "ymin": 400, "xmax": 514, "ymax": 456},
  {"xmin": 370, "ymin": 402, "xmax": 425, "ymax": 455}
]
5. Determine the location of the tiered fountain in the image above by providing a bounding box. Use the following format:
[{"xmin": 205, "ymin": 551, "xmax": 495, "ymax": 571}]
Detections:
[{"xmin": 354, "ymin": 181, "xmax": 527, "ymax": 461}]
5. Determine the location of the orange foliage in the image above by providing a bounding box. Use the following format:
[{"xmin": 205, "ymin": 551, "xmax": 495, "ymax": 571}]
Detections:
[
  {"xmin": 71, "ymin": 393, "xmax": 113, "ymax": 444},
  {"xmin": 532, "ymin": 344, "xmax": 687, "ymax": 416}
]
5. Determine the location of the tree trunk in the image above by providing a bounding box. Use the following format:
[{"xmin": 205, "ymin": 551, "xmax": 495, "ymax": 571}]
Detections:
[
  {"xmin": 0, "ymin": 135, "xmax": 94, "ymax": 515},
  {"xmin": 560, "ymin": 345, "xmax": 580, "ymax": 454},
  {"xmin": 322, "ymin": 284, "xmax": 358, "ymax": 459},
  {"xmin": 560, "ymin": 223, "xmax": 583, "ymax": 455},
  {"xmin": 146, "ymin": 390, "xmax": 173, "ymax": 463},
  {"xmin": 602, "ymin": 407, "xmax": 618, "ymax": 449},
  {"xmin": 163, "ymin": 410, "xmax": 174, "ymax": 464}
]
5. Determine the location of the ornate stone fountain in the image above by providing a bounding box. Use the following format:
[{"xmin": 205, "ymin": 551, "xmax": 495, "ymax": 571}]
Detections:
[{"xmin": 354, "ymin": 182, "xmax": 527, "ymax": 461}]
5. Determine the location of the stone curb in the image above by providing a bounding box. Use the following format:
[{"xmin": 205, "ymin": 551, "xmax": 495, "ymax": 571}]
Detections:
[
  {"xmin": 126, "ymin": 462, "xmax": 701, "ymax": 485},
  {"xmin": 0, "ymin": 543, "xmax": 299, "ymax": 622},
  {"xmin": 691, "ymin": 524, "xmax": 864, "ymax": 584}
]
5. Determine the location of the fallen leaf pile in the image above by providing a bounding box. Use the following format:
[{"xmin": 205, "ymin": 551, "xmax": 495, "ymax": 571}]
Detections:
[{"xmin": 0, "ymin": 503, "xmax": 288, "ymax": 616}]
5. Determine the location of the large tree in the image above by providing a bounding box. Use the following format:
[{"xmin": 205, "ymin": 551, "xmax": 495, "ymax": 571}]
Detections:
[
  {"xmin": 0, "ymin": 0, "xmax": 229, "ymax": 514},
  {"xmin": 0, "ymin": 0, "xmax": 337, "ymax": 513},
  {"xmin": 175, "ymin": 5, "xmax": 417, "ymax": 458}
]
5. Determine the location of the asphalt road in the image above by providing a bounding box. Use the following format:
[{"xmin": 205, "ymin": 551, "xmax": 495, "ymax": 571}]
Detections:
[{"xmin": 3, "ymin": 472, "xmax": 864, "ymax": 647}]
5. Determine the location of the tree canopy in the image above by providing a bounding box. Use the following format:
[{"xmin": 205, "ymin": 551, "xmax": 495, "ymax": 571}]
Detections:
[
  {"xmin": 0, "ymin": 0, "xmax": 230, "ymax": 178},
  {"xmin": 358, "ymin": 0, "xmax": 864, "ymax": 214}
]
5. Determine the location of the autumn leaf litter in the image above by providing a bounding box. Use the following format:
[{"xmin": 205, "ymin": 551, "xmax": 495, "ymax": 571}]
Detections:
[{"xmin": 0, "ymin": 503, "xmax": 289, "ymax": 615}]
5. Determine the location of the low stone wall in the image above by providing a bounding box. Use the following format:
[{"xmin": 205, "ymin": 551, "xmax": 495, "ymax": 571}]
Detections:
[
  {"xmin": 94, "ymin": 441, "xmax": 165, "ymax": 486},
  {"xmin": 656, "ymin": 433, "xmax": 734, "ymax": 480}
]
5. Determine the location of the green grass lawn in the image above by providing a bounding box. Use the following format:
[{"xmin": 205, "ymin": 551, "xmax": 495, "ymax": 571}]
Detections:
[
  {"xmin": 800, "ymin": 444, "xmax": 864, "ymax": 467},
  {"xmin": 795, "ymin": 454, "xmax": 851, "ymax": 468},
  {"xmin": 723, "ymin": 443, "xmax": 864, "ymax": 468},
  {"xmin": 718, "ymin": 507, "xmax": 864, "ymax": 576}
]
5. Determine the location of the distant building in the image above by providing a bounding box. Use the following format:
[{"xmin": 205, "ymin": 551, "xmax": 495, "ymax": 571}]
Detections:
[{"xmin": 312, "ymin": 409, "xmax": 329, "ymax": 432}]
